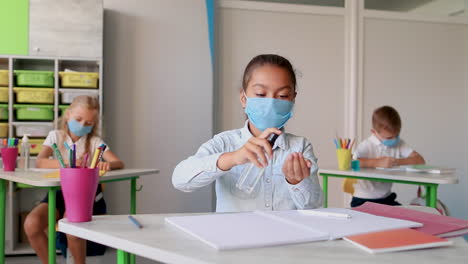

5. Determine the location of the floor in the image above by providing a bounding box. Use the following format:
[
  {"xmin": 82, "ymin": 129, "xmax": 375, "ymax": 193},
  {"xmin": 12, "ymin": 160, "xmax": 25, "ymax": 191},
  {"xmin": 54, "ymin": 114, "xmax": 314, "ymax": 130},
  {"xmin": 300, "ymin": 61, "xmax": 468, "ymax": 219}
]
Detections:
[{"xmin": 5, "ymin": 249, "xmax": 162, "ymax": 264}]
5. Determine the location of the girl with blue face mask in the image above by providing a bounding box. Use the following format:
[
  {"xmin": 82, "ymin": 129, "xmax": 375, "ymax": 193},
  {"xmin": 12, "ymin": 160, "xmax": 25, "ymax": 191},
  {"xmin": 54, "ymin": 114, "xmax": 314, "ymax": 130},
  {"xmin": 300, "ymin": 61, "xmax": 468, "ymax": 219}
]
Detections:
[
  {"xmin": 26, "ymin": 96, "xmax": 124, "ymax": 264},
  {"xmin": 173, "ymin": 54, "xmax": 323, "ymax": 212}
]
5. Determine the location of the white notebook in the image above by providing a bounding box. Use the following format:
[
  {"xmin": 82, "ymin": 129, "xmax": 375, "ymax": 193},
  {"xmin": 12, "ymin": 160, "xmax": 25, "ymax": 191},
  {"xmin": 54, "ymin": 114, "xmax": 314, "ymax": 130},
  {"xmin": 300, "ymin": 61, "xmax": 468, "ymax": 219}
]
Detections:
[{"xmin": 165, "ymin": 208, "xmax": 422, "ymax": 250}]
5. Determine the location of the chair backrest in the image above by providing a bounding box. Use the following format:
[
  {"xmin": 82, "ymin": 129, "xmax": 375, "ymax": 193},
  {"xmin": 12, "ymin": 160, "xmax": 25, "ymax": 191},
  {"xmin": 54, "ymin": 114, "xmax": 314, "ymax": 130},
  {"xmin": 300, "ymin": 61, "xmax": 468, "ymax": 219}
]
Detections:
[{"xmin": 342, "ymin": 178, "xmax": 358, "ymax": 194}]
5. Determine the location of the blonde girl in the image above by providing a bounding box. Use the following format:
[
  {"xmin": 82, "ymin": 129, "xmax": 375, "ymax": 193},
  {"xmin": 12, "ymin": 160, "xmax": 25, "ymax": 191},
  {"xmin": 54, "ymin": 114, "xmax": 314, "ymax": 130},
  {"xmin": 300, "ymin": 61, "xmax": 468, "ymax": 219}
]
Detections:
[{"xmin": 24, "ymin": 95, "xmax": 124, "ymax": 264}]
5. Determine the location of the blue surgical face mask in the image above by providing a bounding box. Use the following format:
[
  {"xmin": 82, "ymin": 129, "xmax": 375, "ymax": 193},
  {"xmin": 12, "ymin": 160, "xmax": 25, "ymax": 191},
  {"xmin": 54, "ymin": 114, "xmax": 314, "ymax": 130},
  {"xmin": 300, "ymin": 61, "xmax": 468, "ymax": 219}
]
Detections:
[
  {"xmin": 68, "ymin": 119, "xmax": 93, "ymax": 137},
  {"xmin": 244, "ymin": 94, "xmax": 294, "ymax": 132},
  {"xmin": 381, "ymin": 136, "xmax": 400, "ymax": 147}
]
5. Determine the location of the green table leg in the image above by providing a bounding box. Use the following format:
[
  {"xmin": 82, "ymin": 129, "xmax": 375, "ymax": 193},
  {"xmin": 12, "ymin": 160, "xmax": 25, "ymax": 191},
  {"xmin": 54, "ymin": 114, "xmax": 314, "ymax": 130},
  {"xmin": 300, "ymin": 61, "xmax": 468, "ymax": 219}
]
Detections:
[
  {"xmin": 322, "ymin": 175, "xmax": 328, "ymax": 208},
  {"xmin": 131, "ymin": 178, "xmax": 137, "ymax": 214},
  {"xmin": 130, "ymin": 178, "xmax": 137, "ymax": 264},
  {"xmin": 0, "ymin": 180, "xmax": 6, "ymax": 264},
  {"xmin": 117, "ymin": 249, "xmax": 130, "ymax": 264},
  {"xmin": 426, "ymin": 184, "xmax": 438, "ymax": 208},
  {"xmin": 48, "ymin": 188, "xmax": 56, "ymax": 264}
]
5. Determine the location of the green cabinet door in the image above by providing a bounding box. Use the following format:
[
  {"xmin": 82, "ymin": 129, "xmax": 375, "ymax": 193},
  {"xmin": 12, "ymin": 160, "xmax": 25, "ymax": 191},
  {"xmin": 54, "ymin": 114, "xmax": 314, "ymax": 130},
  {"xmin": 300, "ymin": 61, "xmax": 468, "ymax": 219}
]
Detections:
[{"xmin": 0, "ymin": 0, "xmax": 29, "ymax": 55}]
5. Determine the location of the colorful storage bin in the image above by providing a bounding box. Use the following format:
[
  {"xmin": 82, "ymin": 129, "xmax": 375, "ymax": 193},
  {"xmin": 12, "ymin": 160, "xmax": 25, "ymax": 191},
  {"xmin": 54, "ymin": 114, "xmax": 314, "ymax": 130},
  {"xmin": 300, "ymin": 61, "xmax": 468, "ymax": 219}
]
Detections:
[
  {"xmin": 59, "ymin": 105, "xmax": 69, "ymax": 116},
  {"xmin": 0, "ymin": 70, "xmax": 8, "ymax": 86},
  {"xmin": 0, "ymin": 123, "xmax": 8, "ymax": 138},
  {"xmin": 19, "ymin": 138, "xmax": 45, "ymax": 155},
  {"xmin": 60, "ymin": 89, "xmax": 98, "ymax": 104},
  {"xmin": 0, "ymin": 87, "xmax": 8, "ymax": 103},
  {"xmin": 0, "ymin": 104, "xmax": 8, "ymax": 120},
  {"xmin": 15, "ymin": 123, "xmax": 53, "ymax": 137},
  {"xmin": 59, "ymin": 72, "xmax": 99, "ymax": 88},
  {"xmin": 14, "ymin": 104, "xmax": 54, "ymax": 121},
  {"xmin": 14, "ymin": 87, "xmax": 54, "ymax": 104},
  {"xmin": 15, "ymin": 70, "xmax": 54, "ymax": 87}
]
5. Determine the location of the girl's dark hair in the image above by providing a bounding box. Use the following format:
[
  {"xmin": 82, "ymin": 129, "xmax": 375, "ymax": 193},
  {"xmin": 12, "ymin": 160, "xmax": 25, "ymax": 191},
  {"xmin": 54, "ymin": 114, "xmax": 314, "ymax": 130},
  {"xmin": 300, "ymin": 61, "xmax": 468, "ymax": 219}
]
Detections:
[{"xmin": 242, "ymin": 54, "xmax": 296, "ymax": 91}]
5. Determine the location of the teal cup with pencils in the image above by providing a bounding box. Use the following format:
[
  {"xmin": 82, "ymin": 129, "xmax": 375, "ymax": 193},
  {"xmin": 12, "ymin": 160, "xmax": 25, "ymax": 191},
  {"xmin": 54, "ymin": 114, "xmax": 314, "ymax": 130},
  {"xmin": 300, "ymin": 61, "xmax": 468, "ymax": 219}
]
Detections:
[
  {"xmin": 334, "ymin": 137, "xmax": 355, "ymax": 171},
  {"xmin": 60, "ymin": 168, "xmax": 99, "ymax": 222}
]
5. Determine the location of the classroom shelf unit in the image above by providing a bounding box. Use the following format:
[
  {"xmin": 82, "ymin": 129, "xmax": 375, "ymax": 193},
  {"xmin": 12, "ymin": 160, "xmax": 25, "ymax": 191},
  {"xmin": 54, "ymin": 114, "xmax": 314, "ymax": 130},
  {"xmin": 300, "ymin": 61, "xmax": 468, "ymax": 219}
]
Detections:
[
  {"xmin": 0, "ymin": 55, "xmax": 103, "ymax": 255},
  {"xmin": 0, "ymin": 0, "xmax": 104, "ymax": 255}
]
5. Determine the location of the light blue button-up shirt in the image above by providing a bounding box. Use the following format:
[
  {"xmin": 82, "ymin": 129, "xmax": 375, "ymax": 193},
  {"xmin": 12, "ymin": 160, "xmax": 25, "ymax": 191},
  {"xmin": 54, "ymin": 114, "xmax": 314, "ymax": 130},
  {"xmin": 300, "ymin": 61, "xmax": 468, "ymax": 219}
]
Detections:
[{"xmin": 172, "ymin": 122, "xmax": 323, "ymax": 212}]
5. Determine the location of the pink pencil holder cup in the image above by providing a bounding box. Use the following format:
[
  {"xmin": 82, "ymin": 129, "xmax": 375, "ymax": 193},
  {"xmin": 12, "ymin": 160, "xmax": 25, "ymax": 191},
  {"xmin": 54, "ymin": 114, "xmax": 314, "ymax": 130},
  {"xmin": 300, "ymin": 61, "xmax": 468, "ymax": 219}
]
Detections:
[
  {"xmin": 60, "ymin": 168, "xmax": 99, "ymax": 223},
  {"xmin": 1, "ymin": 147, "xmax": 18, "ymax": 171}
]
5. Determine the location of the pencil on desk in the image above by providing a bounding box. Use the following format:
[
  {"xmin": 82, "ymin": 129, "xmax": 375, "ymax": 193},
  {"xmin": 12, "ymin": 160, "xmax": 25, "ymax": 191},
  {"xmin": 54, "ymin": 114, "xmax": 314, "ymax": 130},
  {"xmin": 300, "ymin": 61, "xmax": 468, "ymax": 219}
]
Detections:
[{"xmin": 128, "ymin": 215, "xmax": 143, "ymax": 229}]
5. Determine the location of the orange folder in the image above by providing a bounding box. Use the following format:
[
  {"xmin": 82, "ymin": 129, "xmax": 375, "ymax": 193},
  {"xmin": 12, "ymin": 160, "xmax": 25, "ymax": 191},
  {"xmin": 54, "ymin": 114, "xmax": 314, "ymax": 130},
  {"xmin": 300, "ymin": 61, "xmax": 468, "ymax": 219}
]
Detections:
[{"xmin": 344, "ymin": 228, "xmax": 452, "ymax": 254}]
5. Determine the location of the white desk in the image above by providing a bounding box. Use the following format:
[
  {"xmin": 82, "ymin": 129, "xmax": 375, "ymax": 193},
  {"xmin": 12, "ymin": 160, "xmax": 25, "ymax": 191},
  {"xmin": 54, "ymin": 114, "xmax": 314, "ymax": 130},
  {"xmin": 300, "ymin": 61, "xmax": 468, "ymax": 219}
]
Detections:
[
  {"xmin": 319, "ymin": 168, "xmax": 458, "ymax": 208},
  {"xmin": 0, "ymin": 168, "xmax": 159, "ymax": 264},
  {"xmin": 59, "ymin": 213, "xmax": 468, "ymax": 264}
]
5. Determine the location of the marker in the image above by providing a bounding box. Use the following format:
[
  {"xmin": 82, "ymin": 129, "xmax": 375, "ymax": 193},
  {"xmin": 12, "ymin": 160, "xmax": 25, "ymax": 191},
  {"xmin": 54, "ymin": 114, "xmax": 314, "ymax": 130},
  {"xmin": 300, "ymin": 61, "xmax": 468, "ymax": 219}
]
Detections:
[
  {"xmin": 90, "ymin": 148, "xmax": 102, "ymax": 169},
  {"xmin": 51, "ymin": 143, "xmax": 66, "ymax": 168},
  {"xmin": 128, "ymin": 215, "xmax": 143, "ymax": 229},
  {"xmin": 82, "ymin": 153, "xmax": 89, "ymax": 168},
  {"xmin": 69, "ymin": 149, "xmax": 74, "ymax": 168},
  {"xmin": 298, "ymin": 210, "xmax": 352, "ymax": 219},
  {"xmin": 96, "ymin": 144, "xmax": 107, "ymax": 166},
  {"xmin": 64, "ymin": 142, "xmax": 71, "ymax": 151},
  {"xmin": 350, "ymin": 139, "xmax": 355, "ymax": 150},
  {"xmin": 72, "ymin": 144, "xmax": 76, "ymax": 168},
  {"xmin": 335, "ymin": 138, "xmax": 340, "ymax": 149}
]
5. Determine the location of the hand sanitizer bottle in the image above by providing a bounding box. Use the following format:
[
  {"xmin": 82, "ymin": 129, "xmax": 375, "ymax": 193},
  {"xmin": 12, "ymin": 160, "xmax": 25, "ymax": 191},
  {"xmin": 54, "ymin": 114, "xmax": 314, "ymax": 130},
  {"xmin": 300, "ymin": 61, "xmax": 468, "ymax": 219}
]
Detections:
[
  {"xmin": 19, "ymin": 134, "xmax": 31, "ymax": 171},
  {"xmin": 236, "ymin": 134, "xmax": 279, "ymax": 193}
]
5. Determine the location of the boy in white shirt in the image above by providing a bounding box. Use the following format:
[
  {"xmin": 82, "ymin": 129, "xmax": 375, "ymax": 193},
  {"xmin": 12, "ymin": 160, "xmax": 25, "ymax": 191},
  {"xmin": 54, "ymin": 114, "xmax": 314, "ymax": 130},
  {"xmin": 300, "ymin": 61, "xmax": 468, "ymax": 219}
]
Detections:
[{"xmin": 351, "ymin": 106, "xmax": 425, "ymax": 207}]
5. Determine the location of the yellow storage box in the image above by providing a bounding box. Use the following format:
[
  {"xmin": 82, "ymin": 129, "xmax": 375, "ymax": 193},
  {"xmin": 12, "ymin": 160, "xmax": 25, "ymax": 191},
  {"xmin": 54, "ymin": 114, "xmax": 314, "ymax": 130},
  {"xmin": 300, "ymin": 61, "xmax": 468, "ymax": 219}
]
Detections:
[
  {"xmin": 19, "ymin": 138, "xmax": 45, "ymax": 155},
  {"xmin": 0, "ymin": 70, "xmax": 8, "ymax": 86},
  {"xmin": 59, "ymin": 72, "xmax": 99, "ymax": 88},
  {"xmin": 0, "ymin": 123, "xmax": 8, "ymax": 138},
  {"xmin": 0, "ymin": 87, "xmax": 8, "ymax": 103},
  {"xmin": 14, "ymin": 88, "xmax": 54, "ymax": 104}
]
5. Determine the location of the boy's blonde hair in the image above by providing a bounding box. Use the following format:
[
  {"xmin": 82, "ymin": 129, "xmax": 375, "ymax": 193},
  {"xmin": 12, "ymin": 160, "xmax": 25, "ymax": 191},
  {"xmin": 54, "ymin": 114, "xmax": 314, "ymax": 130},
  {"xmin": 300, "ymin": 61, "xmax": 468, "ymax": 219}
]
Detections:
[
  {"xmin": 372, "ymin": 106, "xmax": 401, "ymax": 135},
  {"xmin": 58, "ymin": 95, "xmax": 100, "ymax": 158}
]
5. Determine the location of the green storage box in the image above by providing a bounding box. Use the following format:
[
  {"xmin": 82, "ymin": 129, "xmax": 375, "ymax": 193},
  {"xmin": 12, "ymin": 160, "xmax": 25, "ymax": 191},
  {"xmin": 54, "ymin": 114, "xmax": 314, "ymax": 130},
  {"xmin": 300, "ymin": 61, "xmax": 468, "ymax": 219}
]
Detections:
[
  {"xmin": 14, "ymin": 70, "xmax": 54, "ymax": 87},
  {"xmin": 59, "ymin": 105, "xmax": 69, "ymax": 116},
  {"xmin": 14, "ymin": 104, "xmax": 54, "ymax": 121},
  {"xmin": 0, "ymin": 104, "xmax": 8, "ymax": 120}
]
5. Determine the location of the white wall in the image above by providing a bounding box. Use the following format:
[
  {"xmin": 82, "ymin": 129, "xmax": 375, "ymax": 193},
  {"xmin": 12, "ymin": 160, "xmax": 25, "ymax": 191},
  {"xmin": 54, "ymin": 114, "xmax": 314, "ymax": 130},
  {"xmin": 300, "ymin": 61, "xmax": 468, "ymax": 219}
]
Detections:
[
  {"xmin": 102, "ymin": 0, "xmax": 214, "ymax": 214},
  {"xmin": 363, "ymin": 18, "xmax": 468, "ymax": 219},
  {"xmin": 217, "ymin": 6, "xmax": 345, "ymax": 207}
]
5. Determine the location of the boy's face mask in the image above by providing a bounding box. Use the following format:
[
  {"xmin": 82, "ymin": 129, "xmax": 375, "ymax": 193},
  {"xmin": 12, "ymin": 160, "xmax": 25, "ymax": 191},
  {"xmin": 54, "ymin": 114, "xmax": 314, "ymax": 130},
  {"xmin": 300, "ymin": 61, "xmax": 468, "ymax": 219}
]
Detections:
[
  {"xmin": 374, "ymin": 129, "xmax": 400, "ymax": 147},
  {"xmin": 244, "ymin": 93, "xmax": 294, "ymax": 132},
  {"xmin": 381, "ymin": 136, "xmax": 400, "ymax": 147},
  {"xmin": 68, "ymin": 118, "xmax": 93, "ymax": 137}
]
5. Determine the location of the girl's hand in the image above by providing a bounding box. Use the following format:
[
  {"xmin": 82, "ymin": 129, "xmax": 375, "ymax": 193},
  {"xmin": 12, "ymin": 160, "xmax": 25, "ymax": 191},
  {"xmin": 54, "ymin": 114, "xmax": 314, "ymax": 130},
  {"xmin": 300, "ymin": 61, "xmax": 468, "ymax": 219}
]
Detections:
[
  {"xmin": 97, "ymin": 161, "xmax": 111, "ymax": 171},
  {"xmin": 282, "ymin": 152, "xmax": 312, "ymax": 185},
  {"xmin": 232, "ymin": 128, "xmax": 282, "ymax": 168},
  {"xmin": 217, "ymin": 128, "xmax": 282, "ymax": 171}
]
